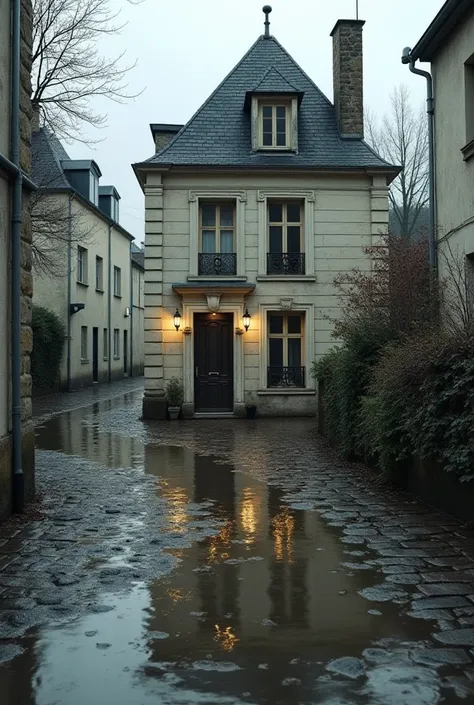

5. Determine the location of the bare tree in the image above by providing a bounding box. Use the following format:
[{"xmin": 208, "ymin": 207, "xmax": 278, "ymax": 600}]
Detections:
[
  {"xmin": 32, "ymin": 0, "xmax": 143, "ymax": 141},
  {"xmin": 366, "ymin": 85, "xmax": 429, "ymax": 240},
  {"xmin": 438, "ymin": 241, "xmax": 474, "ymax": 333}
]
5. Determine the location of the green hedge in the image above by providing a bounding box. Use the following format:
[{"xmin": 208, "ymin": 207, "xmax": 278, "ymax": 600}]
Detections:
[{"xmin": 31, "ymin": 306, "xmax": 65, "ymax": 389}]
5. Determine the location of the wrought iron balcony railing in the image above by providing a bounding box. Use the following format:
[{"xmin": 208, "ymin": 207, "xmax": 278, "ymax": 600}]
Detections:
[
  {"xmin": 267, "ymin": 366, "xmax": 305, "ymax": 388},
  {"xmin": 267, "ymin": 252, "xmax": 305, "ymax": 275},
  {"xmin": 198, "ymin": 253, "xmax": 237, "ymax": 276}
]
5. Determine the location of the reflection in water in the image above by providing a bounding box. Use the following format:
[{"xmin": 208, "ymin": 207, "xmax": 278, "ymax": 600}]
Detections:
[
  {"xmin": 214, "ymin": 624, "xmax": 240, "ymax": 652},
  {"xmin": 240, "ymin": 486, "xmax": 259, "ymax": 545}
]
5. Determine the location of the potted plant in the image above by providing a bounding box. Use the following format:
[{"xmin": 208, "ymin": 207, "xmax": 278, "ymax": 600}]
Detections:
[{"xmin": 165, "ymin": 377, "xmax": 184, "ymax": 420}]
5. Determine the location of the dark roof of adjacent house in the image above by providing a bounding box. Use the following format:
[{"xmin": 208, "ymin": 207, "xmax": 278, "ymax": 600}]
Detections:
[
  {"xmin": 137, "ymin": 34, "xmax": 395, "ymax": 173},
  {"xmin": 410, "ymin": 0, "xmax": 473, "ymax": 61},
  {"xmin": 32, "ymin": 128, "xmax": 134, "ymax": 241},
  {"xmin": 131, "ymin": 249, "xmax": 145, "ymax": 270}
]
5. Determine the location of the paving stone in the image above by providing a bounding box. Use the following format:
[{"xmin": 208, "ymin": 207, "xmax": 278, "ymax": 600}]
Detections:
[
  {"xmin": 407, "ymin": 609, "xmax": 456, "ymax": 621},
  {"xmin": 417, "ymin": 583, "xmax": 474, "ymax": 597},
  {"xmin": 400, "ymin": 541, "xmax": 450, "ymax": 549},
  {"xmin": 358, "ymin": 585, "xmax": 408, "ymax": 603},
  {"xmin": 421, "ymin": 572, "xmax": 474, "ymax": 583},
  {"xmin": 326, "ymin": 657, "xmax": 366, "ymax": 679},
  {"xmin": 434, "ymin": 629, "xmax": 474, "ymax": 647},
  {"xmin": 411, "ymin": 648, "xmax": 472, "ymax": 666},
  {"xmin": 386, "ymin": 573, "xmax": 421, "ymax": 585},
  {"xmin": 411, "ymin": 596, "xmax": 470, "ymax": 610}
]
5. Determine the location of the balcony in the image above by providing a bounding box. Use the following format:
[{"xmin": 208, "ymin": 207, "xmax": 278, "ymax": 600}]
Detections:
[
  {"xmin": 198, "ymin": 253, "xmax": 237, "ymax": 276},
  {"xmin": 267, "ymin": 253, "xmax": 305, "ymax": 275},
  {"xmin": 267, "ymin": 366, "xmax": 305, "ymax": 388}
]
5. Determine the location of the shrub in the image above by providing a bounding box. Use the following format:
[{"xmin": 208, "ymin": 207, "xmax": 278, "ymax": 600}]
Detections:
[
  {"xmin": 165, "ymin": 377, "xmax": 184, "ymax": 407},
  {"xmin": 31, "ymin": 306, "xmax": 65, "ymax": 389}
]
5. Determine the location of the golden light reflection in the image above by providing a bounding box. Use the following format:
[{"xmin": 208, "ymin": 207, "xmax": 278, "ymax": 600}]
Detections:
[
  {"xmin": 271, "ymin": 507, "xmax": 295, "ymax": 563},
  {"xmin": 240, "ymin": 487, "xmax": 259, "ymax": 545},
  {"xmin": 214, "ymin": 624, "xmax": 239, "ymax": 652},
  {"xmin": 166, "ymin": 588, "xmax": 192, "ymax": 603},
  {"xmin": 207, "ymin": 519, "xmax": 234, "ymax": 563},
  {"xmin": 160, "ymin": 484, "xmax": 189, "ymax": 531}
]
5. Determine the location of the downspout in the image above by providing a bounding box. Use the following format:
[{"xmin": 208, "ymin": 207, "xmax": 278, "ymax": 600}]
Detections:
[
  {"xmin": 66, "ymin": 196, "xmax": 72, "ymax": 390},
  {"xmin": 108, "ymin": 224, "xmax": 112, "ymax": 382},
  {"xmin": 402, "ymin": 48, "xmax": 437, "ymax": 271},
  {"xmin": 130, "ymin": 244, "xmax": 133, "ymax": 377},
  {"xmin": 10, "ymin": 0, "xmax": 24, "ymax": 512}
]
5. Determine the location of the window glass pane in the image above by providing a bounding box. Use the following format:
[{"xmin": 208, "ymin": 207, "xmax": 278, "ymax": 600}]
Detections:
[
  {"xmin": 262, "ymin": 132, "xmax": 272, "ymax": 146},
  {"xmin": 220, "ymin": 206, "xmax": 234, "ymax": 227},
  {"xmin": 269, "ymin": 226, "xmax": 282, "ymax": 253},
  {"xmin": 287, "ymin": 226, "xmax": 301, "ymax": 253},
  {"xmin": 202, "ymin": 230, "xmax": 216, "ymax": 253},
  {"xmin": 269, "ymin": 338, "xmax": 283, "ymax": 367},
  {"xmin": 201, "ymin": 204, "xmax": 216, "ymax": 226},
  {"xmin": 269, "ymin": 314, "xmax": 283, "ymax": 334},
  {"xmin": 263, "ymin": 106, "xmax": 272, "ymax": 118},
  {"xmin": 220, "ymin": 230, "xmax": 233, "ymax": 253},
  {"xmin": 288, "ymin": 338, "xmax": 302, "ymax": 367},
  {"xmin": 287, "ymin": 315, "xmax": 302, "ymax": 334},
  {"xmin": 277, "ymin": 118, "xmax": 286, "ymax": 133},
  {"xmin": 269, "ymin": 203, "xmax": 282, "ymax": 222},
  {"xmin": 287, "ymin": 203, "xmax": 301, "ymax": 222},
  {"xmin": 276, "ymin": 106, "xmax": 286, "ymax": 118},
  {"xmin": 276, "ymin": 132, "xmax": 286, "ymax": 147}
]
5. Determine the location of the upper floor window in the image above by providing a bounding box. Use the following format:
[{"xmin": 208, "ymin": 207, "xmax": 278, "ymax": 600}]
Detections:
[
  {"xmin": 199, "ymin": 202, "xmax": 236, "ymax": 276},
  {"xmin": 267, "ymin": 201, "xmax": 305, "ymax": 275},
  {"xmin": 77, "ymin": 246, "xmax": 88, "ymax": 284},
  {"xmin": 89, "ymin": 173, "xmax": 99, "ymax": 206},
  {"xmin": 260, "ymin": 103, "xmax": 290, "ymax": 148},
  {"xmin": 464, "ymin": 55, "xmax": 474, "ymax": 156},
  {"xmin": 114, "ymin": 266, "xmax": 122, "ymax": 297},
  {"xmin": 80, "ymin": 326, "xmax": 88, "ymax": 361},
  {"xmin": 112, "ymin": 198, "xmax": 120, "ymax": 222},
  {"xmin": 96, "ymin": 256, "xmax": 104, "ymax": 291}
]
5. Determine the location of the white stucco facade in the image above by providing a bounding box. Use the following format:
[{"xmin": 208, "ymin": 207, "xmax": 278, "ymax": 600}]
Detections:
[
  {"xmin": 140, "ymin": 169, "xmax": 388, "ymax": 418},
  {"xmin": 33, "ymin": 194, "xmax": 142, "ymax": 390}
]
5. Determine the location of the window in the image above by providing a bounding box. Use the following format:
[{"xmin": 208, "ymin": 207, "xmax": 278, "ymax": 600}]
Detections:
[
  {"xmin": 198, "ymin": 202, "xmax": 236, "ymax": 275},
  {"xmin": 95, "ymin": 256, "xmax": 103, "ymax": 291},
  {"xmin": 113, "ymin": 328, "xmax": 120, "ymax": 358},
  {"xmin": 112, "ymin": 198, "xmax": 120, "ymax": 223},
  {"xmin": 465, "ymin": 55, "xmax": 474, "ymax": 148},
  {"xmin": 259, "ymin": 103, "xmax": 289, "ymax": 148},
  {"xmin": 267, "ymin": 201, "xmax": 305, "ymax": 274},
  {"xmin": 103, "ymin": 328, "xmax": 108, "ymax": 360},
  {"xmin": 114, "ymin": 266, "xmax": 121, "ymax": 296},
  {"xmin": 267, "ymin": 313, "xmax": 304, "ymax": 388},
  {"xmin": 77, "ymin": 246, "xmax": 88, "ymax": 284},
  {"xmin": 80, "ymin": 326, "xmax": 88, "ymax": 361},
  {"xmin": 89, "ymin": 173, "xmax": 99, "ymax": 205}
]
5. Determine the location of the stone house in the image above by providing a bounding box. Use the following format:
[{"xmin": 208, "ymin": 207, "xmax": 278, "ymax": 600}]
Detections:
[
  {"xmin": 0, "ymin": 0, "xmax": 35, "ymax": 517},
  {"xmin": 134, "ymin": 11, "xmax": 397, "ymax": 419},
  {"xmin": 32, "ymin": 128, "xmax": 144, "ymax": 390},
  {"xmin": 408, "ymin": 0, "xmax": 474, "ymax": 317}
]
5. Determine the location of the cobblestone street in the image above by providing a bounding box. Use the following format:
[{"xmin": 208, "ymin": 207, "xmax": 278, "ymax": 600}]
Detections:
[{"xmin": 2, "ymin": 382, "xmax": 474, "ymax": 703}]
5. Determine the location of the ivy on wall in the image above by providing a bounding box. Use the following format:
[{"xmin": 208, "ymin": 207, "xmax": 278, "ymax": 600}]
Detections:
[{"xmin": 31, "ymin": 306, "xmax": 65, "ymax": 389}]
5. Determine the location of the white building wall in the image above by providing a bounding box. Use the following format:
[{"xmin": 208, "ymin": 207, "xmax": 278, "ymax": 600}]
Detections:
[{"xmin": 143, "ymin": 170, "xmax": 388, "ymax": 417}]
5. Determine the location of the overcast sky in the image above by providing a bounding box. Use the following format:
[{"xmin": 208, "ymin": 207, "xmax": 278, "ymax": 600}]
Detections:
[{"xmin": 66, "ymin": 0, "xmax": 445, "ymax": 242}]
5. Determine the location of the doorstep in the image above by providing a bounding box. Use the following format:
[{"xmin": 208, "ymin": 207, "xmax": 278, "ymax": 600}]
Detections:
[{"xmin": 194, "ymin": 412, "xmax": 235, "ymax": 419}]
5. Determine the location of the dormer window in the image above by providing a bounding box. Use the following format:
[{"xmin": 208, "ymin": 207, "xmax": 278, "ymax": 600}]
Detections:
[
  {"xmin": 260, "ymin": 103, "xmax": 290, "ymax": 148},
  {"xmin": 89, "ymin": 173, "xmax": 99, "ymax": 206}
]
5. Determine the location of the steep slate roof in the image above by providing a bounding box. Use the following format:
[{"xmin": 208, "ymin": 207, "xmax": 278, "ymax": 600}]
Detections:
[
  {"xmin": 252, "ymin": 65, "xmax": 300, "ymax": 94},
  {"xmin": 142, "ymin": 35, "xmax": 394, "ymax": 171},
  {"xmin": 32, "ymin": 128, "xmax": 71, "ymax": 189}
]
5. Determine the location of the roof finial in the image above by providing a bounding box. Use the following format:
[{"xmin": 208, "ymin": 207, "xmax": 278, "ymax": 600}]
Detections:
[{"xmin": 263, "ymin": 5, "xmax": 272, "ymax": 38}]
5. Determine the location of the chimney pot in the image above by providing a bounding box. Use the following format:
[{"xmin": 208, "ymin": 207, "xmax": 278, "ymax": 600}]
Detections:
[{"xmin": 330, "ymin": 19, "xmax": 365, "ymax": 139}]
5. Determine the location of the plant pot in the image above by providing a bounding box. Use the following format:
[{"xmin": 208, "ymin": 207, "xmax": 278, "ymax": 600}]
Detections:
[
  {"xmin": 246, "ymin": 405, "xmax": 257, "ymax": 420},
  {"xmin": 168, "ymin": 406, "xmax": 181, "ymax": 420}
]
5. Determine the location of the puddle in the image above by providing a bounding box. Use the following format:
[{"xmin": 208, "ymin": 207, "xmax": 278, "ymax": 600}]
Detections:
[{"xmin": 0, "ymin": 393, "xmax": 470, "ymax": 704}]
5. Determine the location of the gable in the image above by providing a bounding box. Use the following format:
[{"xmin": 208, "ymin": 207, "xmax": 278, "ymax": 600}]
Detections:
[{"xmin": 143, "ymin": 35, "xmax": 392, "ymax": 171}]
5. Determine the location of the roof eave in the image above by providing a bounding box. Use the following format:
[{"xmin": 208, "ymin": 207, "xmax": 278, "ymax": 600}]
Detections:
[{"xmin": 410, "ymin": 0, "xmax": 473, "ymax": 61}]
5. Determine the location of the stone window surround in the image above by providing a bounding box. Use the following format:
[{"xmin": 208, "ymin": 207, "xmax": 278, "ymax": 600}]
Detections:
[
  {"xmin": 258, "ymin": 301, "xmax": 316, "ymax": 395},
  {"xmin": 251, "ymin": 96, "xmax": 299, "ymax": 152},
  {"xmin": 257, "ymin": 189, "xmax": 316, "ymax": 278},
  {"xmin": 181, "ymin": 300, "xmax": 245, "ymax": 411},
  {"xmin": 188, "ymin": 191, "xmax": 247, "ymax": 278}
]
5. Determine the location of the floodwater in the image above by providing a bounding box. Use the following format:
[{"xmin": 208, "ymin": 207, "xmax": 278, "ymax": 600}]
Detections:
[{"xmin": 0, "ymin": 391, "xmax": 471, "ymax": 704}]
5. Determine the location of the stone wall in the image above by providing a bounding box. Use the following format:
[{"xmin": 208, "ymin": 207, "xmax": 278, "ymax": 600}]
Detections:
[{"xmin": 331, "ymin": 20, "xmax": 365, "ymax": 139}]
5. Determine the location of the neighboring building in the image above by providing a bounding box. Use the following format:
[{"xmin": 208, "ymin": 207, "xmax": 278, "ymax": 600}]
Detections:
[
  {"xmin": 0, "ymin": 0, "xmax": 35, "ymax": 517},
  {"xmin": 409, "ymin": 0, "xmax": 474, "ymax": 317},
  {"xmin": 133, "ymin": 11, "xmax": 397, "ymax": 419},
  {"xmin": 131, "ymin": 243, "xmax": 145, "ymax": 376},
  {"xmin": 32, "ymin": 128, "xmax": 144, "ymax": 390}
]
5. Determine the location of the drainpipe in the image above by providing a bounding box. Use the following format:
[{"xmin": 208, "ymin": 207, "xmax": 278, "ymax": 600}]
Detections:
[
  {"xmin": 10, "ymin": 0, "xmax": 24, "ymax": 512},
  {"xmin": 108, "ymin": 224, "xmax": 112, "ymax": 382},
  {"xmin": 66, "ymin": 196, "xmax": 72, "ymax": 390},
  {"xmin": 402, "ymin": 47, "xmax": 437, "ymax": 271},
  {"xmin": 130, "ymin": 243, "xmax": 133, "ymax": 377}
]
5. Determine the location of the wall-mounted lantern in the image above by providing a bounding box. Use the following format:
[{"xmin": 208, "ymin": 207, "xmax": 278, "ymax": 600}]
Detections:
[
  {"xmin": 173, "ymin": 309, "xmax": 182, "ymax": 331},
  {"xmin": 69, "ymin": 303, "xmax": 85, "ymax": 316},
  {"xmin": 243, "ymin": 308, "xmax": 251, "ymax": 332},
  {"xmin": 124, "ymin": 307, "xmax": 131, "ymax": 318}
]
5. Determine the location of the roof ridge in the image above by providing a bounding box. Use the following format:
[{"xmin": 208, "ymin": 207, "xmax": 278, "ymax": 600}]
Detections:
[{"xmin": 144, "ymin": 35, "xmax": 266, "ymax": 163}]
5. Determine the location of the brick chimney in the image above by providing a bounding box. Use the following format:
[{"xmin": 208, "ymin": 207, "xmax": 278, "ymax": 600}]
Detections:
[{"xmin": 330, "ymin": 19, "xmax": 365, "ymax": 139}]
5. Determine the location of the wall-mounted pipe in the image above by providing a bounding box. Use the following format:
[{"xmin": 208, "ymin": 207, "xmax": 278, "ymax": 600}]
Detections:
[
  {"xmin": 108, "ymin": 224, "xmax": 112, "ymax": 382},
  {"xmin": 66, "ymin": 195, "xmax": 73, "ymax": 390}
]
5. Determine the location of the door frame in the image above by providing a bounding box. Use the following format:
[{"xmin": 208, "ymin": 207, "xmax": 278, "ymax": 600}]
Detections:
[
  {"xmin": 182, "ymin": 301, "xmax": 245, "ymax": 414},
  {"xmin": 193, "ymin": 312, "xmax": 234, "ymax": 412}
]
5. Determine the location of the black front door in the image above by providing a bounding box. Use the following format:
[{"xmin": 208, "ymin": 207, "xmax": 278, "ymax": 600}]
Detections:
[
  {"xmin": 92, "ymin": 327, "xmax": 99, "ymax": 383},
  {"xmin": 194, "ymin": 313, "xmax": 233, "ymax": 412}
]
